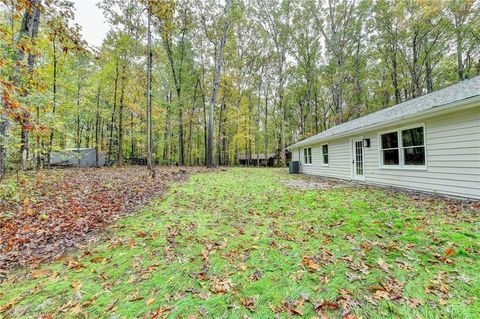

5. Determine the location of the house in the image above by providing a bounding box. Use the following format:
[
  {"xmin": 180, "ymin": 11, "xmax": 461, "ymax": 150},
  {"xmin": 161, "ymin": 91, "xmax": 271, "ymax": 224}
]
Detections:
[
  {"xmin": 239, "ymin": 153, "xmax": 277, "ymax": 166},
  {"xmin": 50, "ymin": 148, "xmax": 105, "ymax": 167},
  {"xmin": 239, "ymin": 149, "xmax": 292, "ymax": 167},
  {"xmin": 289, "ymin": 76, "xmax": 480, "ymax": 199}
]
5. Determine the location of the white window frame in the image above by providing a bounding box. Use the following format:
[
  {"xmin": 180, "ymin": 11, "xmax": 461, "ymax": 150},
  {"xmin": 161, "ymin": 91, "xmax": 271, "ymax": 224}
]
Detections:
[
  {"xmin": 377, "ymin": 123, "xmax": 427, "ymax": 170},
  {"xmin": 321, "ymin": 144, "xmax": 329, "ymax": 166},
  {"xmin": 303, "ymin": 147, "xmax": 312, "ymax": 165}
]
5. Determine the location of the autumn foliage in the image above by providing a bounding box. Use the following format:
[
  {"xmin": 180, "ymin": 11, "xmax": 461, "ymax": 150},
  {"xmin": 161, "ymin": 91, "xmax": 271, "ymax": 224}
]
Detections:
[{"xmin": 0, "ymin": 166, "xmax": 209, "ymax": 269}]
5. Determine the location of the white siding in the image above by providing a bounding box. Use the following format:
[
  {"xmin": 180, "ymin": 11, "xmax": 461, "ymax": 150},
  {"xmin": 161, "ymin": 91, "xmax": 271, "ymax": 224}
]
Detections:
[
  {"xmin": 297, "ymin": 138, "xmax": 351, "ymax": 179},
  {"xmin": 291, "ymin": 105, "xmax": 480, "ymax": 199}
]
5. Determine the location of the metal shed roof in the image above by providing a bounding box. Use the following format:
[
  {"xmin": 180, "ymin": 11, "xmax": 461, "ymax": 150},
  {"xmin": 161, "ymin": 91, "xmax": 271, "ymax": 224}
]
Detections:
[
  {"xmin": 238, "ymin": 153, "xmax": 276, "ymax": 160},
  {"xmin": 290, "ymin": 76, "xmax": 480, "ymax": 149}
]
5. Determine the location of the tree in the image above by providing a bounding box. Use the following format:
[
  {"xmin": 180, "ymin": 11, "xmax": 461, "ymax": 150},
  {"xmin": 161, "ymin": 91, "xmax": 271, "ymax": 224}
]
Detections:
[
  {"xmin": 13, "ymin": 0, "xmax": 42, "ymax": 170},
  {"xmin": 1, "ymin": 0, "xmax": 479, "ymax": 176},
  {"xmin": 199, "ymin": 0, "xmax": 232, "ymax": 168},
  {"xmin": 255, "ymin": 0, "xmax": 292, "ymax": 167},
  {"xmin": 146, "ymin": 1, "xmax": 155, "ymax": 175},
  {"xmin": 158, "ymin": 2, "xmax": 188, "ymax": 165}
]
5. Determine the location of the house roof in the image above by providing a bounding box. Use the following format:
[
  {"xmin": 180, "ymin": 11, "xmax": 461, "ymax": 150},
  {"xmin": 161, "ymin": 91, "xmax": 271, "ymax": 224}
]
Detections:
[
  {"xmin": 238, "ymin": 153, "xmax": 276, "ymax": 160},
  {"xmin": 65, "ymin": 148, "xmax": 95, "ymax": 152},
  {"xmin": 290, "ymin": 76, "xmax": 480, "ymax": 149}
]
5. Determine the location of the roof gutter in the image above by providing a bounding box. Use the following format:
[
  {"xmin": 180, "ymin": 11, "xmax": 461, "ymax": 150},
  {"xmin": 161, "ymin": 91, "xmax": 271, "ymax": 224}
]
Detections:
[{"xmin": 289, "ymin": 95, "xmax": 480, "ymax": 150}]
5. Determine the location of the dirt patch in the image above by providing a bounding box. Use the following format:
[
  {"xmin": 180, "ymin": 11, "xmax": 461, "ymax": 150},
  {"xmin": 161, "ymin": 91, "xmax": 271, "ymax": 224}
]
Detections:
[
  {"xmin": 0, "ymin": 166, "xmax": 212, "ymax": 270},
  {"xmin": 284, "ymin": 172, "xmax": 480, "ymax": 214},
  {"xmin": 384, "ymin": 188, "xmax": 480, "ymax": 215},
  {"xmin": 283, "ymin": 174, "xmax": 354, "ymax": 190},
  {"xmin": 283, "ymin": 179, "xmax": 344, "ymax": 190}
]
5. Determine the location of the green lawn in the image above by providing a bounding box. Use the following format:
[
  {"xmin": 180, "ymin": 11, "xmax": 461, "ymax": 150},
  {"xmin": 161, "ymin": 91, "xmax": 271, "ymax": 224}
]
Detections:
[{"xmin": 1, "ymin": 168, "xmax": 479, "ymax": 318}]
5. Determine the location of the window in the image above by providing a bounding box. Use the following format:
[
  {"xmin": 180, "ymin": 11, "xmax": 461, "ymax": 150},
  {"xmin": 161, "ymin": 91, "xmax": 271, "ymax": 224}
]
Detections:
[
  {"xmin": 304, "ymin": 147, "xmax": 312, "ymax": 164},
  {"xmin": 381, "ymin": 132, "xmax": 399, "ymax": 165},
  {"xmin": 322, "ymin": 144, "xmax": 329, "ymax": 165},
  {"xmin": 402, "ymin": 127, "xmax": 425, "ymax": 165},
  {"xmin": 380, "ymin": 125, "xmax": 425, "ymax": 168}
]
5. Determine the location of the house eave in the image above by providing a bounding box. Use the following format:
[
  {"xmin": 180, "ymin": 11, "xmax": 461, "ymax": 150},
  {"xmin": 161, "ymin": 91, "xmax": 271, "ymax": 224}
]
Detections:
[{"xmin": 289, "ymin": 95, "xmax": 480, "ymax": 150}]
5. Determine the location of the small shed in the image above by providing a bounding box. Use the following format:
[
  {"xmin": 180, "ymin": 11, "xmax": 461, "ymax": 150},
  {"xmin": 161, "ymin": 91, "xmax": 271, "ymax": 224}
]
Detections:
[
  {"xmin": 239, "ymin": 149, "xmax": 292, "ymax": 167},
  {"xmin": 239, "ymin": 153, "xmax": 276, "ymax": 166},
  {"xmin": 50, "ymin": 148, "xmax": 105, "ymax": 167}
]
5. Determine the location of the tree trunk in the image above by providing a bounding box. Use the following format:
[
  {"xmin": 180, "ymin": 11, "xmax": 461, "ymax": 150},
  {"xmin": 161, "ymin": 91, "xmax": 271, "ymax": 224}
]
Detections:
[
  {"xmin": 146, "ymin": 4, "xmax": 155, "ymax": 176},
  {"xmin": 234, "ymin": 96, "xmax": 241, "ymax": 165},
  {"xmin": 411, "ymin": 31, "xmax": 421, "ymax": 98},
  {"xmin": 188, "ymin": 80, "xmax": 199, "ymax": 166},
  {"xmin": 95, "ymin": 86, "xmax": 101, "ymax": 167},
  {"xmin": 130, "ymin": 112, "xmax": 135, "ymax": 158},
  {"xmin": 256, "ymin": 72, "xmax": 262, "ymax": 167},
  {"xmin": 455, "ymin": 24, "xmax": 464, "ymax": 81},
  {"xmin": 314, "ymin": 86, "xmax": 319, "ymax": 134},
  {"xmin": 201, "ymin": 81, "xmax": 207, "ymax": 164},
  {"xmin": 217, "ymin": 101, "xmax": 224, "ymax": 165},
  {"xmin": 47, "ymin": 35, "xmax": 57, "ymax": 168},
  {"xmin": 278, "ymin": 51, "xmax": 286, "ymax": 167},
  {"xmin": 392, "ymin": 50, "xmax": 401, "ymax": 104},
  {"xmin": 206, "ymin": 0, "xmax": 231, "ymax": 168},
  {"xmin": 117, "ymin": 65, "xmax": 126, "ymax": 166},
  {"xmin": 177, "ymin": 87, "xmax": 184, "ymax": 165},
  {"xmin": 108, "ymin": 59, "xmax": 119, "ymax": 165},
  {"xmin": 75, "ymin": 75, "xmax": 81, "ymax": 166},
  {"xmin": 425, "ymin": 58, "xmax": 433, "ymax": 93},
  {"xmin": 76, "ymin": 77, "xmax": 81, "ymax": 149},
  {"xmin": 163, "ymin": 29, "xmax": 186, "ymax": 166},
  {"xmin": 264, "ymin": 84, "xmax": 269, "ymax": 165},
  {"xmin": 0, "ymin": 120, "xmax": 7, "ymax": 179},
  {"xmin": 163, "ymin": 92, "xmax": 172, "ymax": 162},
  {"xmin": 13, "ymin": 0, "xmax": 42, "ymax": 171}
]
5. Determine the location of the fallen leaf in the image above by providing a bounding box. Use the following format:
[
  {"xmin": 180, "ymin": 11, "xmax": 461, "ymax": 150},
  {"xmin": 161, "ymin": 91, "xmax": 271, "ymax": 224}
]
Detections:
[
  {"xmin": 407, "ymin": 298, "xmax": 423, "ymax": 308},
  {"xmin": 0, "ymin": 296, "xmax": 20, "ymax": 313},
  {"xmin": 302, "ymin": 256, "xmax": 320, "ymax": 272},
  {"xmin": 376, "ymin": 258, "xmax": 390, "ymax": 272},
  {"xmin": 129, "ymin": 292, "xmax": 143, "ymax": 301},
  {"xmin": 240, "ymin": 297, "xmax": 257, "ymax": 311},
  {"xmin": 71, "ymin": 281, "xmax": 82, "ymax": 290},
  {"xmin": 31, "ymin": 268, "xmax": 52, "ymax": 279},
  {"xmin": 444, "ymin": 248, "xmax": 455, "ymax": 257},
  {"xmin": 90, "ymin": 256, "xmax": 107, "ymax": 263},
  {"xmin": 314, "ymin": 299, "xmax": 338, "ymax": 314},
  {"xmin": 152, "ymin": 306, "xmax": 173, "ymax": 319},
  {"xmin": 211, "ymin": 277, "xmax": 234, "ymax": 294},
  {"xmin": 145, "ymin": 298, "xmax": 155, "ymax": 306}
]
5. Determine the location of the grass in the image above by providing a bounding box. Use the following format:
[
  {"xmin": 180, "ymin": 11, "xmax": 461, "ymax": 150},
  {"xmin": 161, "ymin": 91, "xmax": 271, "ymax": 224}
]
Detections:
[{"xmin": 0, "ymin": 168, "xmax": 479, "ymax": 318}]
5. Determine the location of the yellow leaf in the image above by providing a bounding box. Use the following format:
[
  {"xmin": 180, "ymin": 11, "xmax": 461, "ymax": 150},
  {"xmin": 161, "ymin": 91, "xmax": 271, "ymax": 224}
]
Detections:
[
  {"xmin": 25, "ymin": 208, "xmax": 36, "ymax": 216},
  {"xmin": 71, "ymin": 281, "xmax": 82, "ymax": 290},
  {"xmin": 31, "ymin": 268, "xmax": 52, "ymax": 279},
  {"xmin": 90, "ymin": 256, "xmax": 107, "ymax": 263},
  {"xmin": 145, "ymin": 298, "xmax": 155, "ymax": 306}
]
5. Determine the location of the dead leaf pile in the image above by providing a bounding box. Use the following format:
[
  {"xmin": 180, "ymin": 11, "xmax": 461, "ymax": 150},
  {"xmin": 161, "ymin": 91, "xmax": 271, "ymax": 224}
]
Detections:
[{"xmin": 0, "ymin": 166, "xmax": 211, "ymax": 269}]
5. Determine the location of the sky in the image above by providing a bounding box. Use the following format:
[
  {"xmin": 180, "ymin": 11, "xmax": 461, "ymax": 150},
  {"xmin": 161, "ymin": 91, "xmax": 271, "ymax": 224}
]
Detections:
[{"xmin": 72, "ymin": 0, "xmax": 109, "ymax": 48}]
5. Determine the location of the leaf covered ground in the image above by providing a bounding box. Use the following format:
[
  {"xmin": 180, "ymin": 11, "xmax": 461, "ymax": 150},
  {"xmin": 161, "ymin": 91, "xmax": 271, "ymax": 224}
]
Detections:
[
  {"xmin": 1, "ymin": 168, "xmax": 479, "ymax": 318},
  {"xmin": 0, "ymin": 166, "xmax": 209, "ymax": 269}
]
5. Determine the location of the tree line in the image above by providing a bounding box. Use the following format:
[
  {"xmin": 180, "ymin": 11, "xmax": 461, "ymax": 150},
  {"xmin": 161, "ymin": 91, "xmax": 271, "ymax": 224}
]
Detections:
[{"xmin": 0, "ymin": 0, "xmax": 479, "ymax": 177}]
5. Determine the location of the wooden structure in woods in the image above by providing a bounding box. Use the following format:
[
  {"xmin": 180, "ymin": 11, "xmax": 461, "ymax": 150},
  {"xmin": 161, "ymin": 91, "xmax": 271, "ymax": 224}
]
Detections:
[{"xmin": 239, "ymin": 150, "xmax": 292, "ymax": 167}]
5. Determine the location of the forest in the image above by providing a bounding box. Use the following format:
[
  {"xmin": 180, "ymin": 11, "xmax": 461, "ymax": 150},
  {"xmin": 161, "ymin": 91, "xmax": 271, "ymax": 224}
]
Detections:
[{"xmin": 0, "ymin": 0, "xmax": 479, "ymax": 176}]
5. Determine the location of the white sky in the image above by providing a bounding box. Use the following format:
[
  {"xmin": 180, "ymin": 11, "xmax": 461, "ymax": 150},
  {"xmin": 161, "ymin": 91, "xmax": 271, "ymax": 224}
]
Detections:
[{"xmin": 72, "ymin": 0, "xmax": 108, "ymax": 48}]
